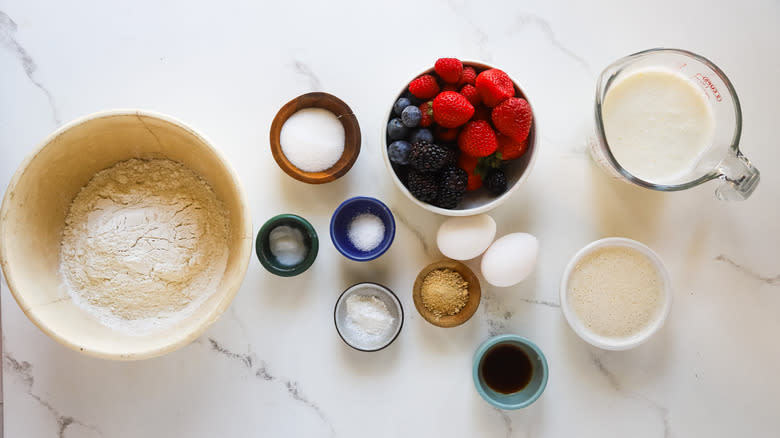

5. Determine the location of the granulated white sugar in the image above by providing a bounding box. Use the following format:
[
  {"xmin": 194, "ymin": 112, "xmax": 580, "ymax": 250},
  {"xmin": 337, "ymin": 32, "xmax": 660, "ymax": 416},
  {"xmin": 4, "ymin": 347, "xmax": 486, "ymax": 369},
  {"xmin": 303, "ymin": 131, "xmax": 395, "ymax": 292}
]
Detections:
[{"xmin": 280, "ymin": 108, "xmax": 345, "ymax": 172}]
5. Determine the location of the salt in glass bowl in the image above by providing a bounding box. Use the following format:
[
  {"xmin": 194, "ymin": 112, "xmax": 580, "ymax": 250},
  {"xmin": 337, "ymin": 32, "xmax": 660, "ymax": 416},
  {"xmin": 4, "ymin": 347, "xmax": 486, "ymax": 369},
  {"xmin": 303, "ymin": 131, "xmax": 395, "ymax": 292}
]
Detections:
[{"xmin": 334, "ymin": 282, "xmax": 404, "ymax": 352}]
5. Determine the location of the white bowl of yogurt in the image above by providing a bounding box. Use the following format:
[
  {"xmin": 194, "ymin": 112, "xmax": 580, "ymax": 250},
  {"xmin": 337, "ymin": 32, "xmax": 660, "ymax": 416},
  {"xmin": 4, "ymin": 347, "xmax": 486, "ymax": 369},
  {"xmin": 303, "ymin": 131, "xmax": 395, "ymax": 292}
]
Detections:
[{"xmin": 560, "ymin": 238, "xmax": 672, "ymax": 351}]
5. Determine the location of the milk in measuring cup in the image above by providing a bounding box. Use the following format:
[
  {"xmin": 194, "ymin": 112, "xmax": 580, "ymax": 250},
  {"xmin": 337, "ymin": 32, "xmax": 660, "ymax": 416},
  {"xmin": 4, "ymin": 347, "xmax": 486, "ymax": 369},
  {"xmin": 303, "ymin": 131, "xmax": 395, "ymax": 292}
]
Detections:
[{"xmin": 602, "ymin": 69, "xmax": 715, "ymax": 183}]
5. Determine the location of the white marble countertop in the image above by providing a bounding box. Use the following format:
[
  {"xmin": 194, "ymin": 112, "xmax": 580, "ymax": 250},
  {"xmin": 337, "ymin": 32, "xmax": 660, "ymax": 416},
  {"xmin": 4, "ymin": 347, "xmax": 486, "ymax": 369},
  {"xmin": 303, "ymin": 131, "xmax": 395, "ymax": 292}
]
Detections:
[{"xmin": 2, "ymin": 1, "xmax": 779, "ymax": 437}]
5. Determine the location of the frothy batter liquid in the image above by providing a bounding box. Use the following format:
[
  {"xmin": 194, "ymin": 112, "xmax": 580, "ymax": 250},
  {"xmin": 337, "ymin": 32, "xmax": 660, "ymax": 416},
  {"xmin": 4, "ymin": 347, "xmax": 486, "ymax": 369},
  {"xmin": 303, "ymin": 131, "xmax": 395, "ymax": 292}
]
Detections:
[{"xmin": 603, "ymin": 69, "xmax": 715, "ymax": 184}]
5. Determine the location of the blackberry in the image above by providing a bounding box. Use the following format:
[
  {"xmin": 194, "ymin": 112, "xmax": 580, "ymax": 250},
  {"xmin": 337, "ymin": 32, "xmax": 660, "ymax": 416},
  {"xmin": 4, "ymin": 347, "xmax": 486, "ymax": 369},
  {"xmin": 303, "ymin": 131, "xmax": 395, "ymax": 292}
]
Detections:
[
  {"xmin": 409, "ymin": 141, "xmax": 448, "ymax": 173},
  {"xmin": 406, "ymin": 170, "xmax": 438, "ymax": 203},
  {"xmin": 393, "ymin": 164, "xmax": 410, "ymax": 185},
  {"xmin": 484, "ymin": 169, "xmax": 508, "ymax": 195},
  {"xmin": 442, "ymin": 146, "xmax": 459, "ymax": 167},
  {"xmin": 434, "ymin": 166, "xmax": 468, "ymax": 209}
]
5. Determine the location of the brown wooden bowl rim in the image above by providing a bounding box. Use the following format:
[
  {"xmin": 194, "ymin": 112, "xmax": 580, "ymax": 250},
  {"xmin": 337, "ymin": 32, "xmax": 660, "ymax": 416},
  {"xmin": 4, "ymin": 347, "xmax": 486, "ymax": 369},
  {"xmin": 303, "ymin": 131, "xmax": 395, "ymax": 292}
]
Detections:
[
  {"xmin": 270, "ymin": 92, "xmax": 361, "ymax": 184},
  {"xmin": 412, "ymin": 259, "xmax": 482, "ymax": 328}
]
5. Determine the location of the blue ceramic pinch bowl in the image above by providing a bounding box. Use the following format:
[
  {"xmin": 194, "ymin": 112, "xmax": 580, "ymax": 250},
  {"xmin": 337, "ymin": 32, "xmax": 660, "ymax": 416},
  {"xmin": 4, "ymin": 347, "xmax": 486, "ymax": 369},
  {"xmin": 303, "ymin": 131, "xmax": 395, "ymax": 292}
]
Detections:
[
  {"xmin": 472, "ymin": 334, "xmax": 549, "ymax": 410},
  {"xmin": 330, "ymin": 196, "xmax": 395, "ymax": 261}
]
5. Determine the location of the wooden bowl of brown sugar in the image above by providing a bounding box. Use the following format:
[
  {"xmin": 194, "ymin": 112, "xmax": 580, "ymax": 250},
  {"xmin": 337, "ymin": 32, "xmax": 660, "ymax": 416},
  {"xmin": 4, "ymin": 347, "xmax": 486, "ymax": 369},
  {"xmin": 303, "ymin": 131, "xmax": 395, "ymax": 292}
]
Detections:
[{"xmin": 413, "ymin": 260, "xmax": 481, "ymax": 328}]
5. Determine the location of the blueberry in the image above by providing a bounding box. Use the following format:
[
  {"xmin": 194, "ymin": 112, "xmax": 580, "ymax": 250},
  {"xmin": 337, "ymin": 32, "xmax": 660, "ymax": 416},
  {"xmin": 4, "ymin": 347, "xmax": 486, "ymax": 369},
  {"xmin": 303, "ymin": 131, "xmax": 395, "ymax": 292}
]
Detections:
[
  {"xmin": 387, "ymin": 118, "xmax": 409, "ymax": 140},
  {"xmin": 409, "ymin": 128, "xmax": 434, "ymax": 144},
  {"xmin": 388, "ymin": 140, "xmax": 412, "ymax": 165},
  {"xmin": 401, "ymin": 105, "xmax": 421, "ymax": 128},
  {"xmin": 393, "ymin": 97, "xmax": 411, "ymax": 116}
]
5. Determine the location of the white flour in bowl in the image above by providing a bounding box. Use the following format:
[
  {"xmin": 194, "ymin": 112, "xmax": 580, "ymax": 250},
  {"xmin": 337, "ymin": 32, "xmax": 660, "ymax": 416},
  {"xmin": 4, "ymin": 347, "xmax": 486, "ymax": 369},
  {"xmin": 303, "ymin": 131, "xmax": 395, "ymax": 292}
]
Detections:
[{"xmin": 60, "ymin": 158, "xmax": 230, "ymax": 334}]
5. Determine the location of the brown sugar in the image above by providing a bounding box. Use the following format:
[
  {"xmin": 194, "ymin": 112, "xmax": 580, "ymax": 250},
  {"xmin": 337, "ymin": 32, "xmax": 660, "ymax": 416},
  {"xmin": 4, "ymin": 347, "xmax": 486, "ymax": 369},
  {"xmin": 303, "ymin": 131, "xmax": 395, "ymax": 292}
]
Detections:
[{"xmin": 421, "ymin": 268, "xmax": 469, "ymax": 317}]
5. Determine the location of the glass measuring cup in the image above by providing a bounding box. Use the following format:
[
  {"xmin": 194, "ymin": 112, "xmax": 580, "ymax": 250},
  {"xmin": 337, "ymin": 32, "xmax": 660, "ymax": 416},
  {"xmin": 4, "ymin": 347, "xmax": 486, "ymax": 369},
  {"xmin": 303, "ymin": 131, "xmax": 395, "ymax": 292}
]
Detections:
[{"xmin": 591, "ymin": 48, "xmax": 760, "ymax": 200}]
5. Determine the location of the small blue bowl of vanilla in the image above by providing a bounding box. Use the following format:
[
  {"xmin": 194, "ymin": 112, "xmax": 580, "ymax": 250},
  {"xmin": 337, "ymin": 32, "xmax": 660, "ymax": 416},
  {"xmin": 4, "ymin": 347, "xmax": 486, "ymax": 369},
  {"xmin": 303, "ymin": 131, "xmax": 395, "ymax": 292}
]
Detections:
[{"xmin": 330, "ymin": 197, "xmax": 395, "ymax": 262}]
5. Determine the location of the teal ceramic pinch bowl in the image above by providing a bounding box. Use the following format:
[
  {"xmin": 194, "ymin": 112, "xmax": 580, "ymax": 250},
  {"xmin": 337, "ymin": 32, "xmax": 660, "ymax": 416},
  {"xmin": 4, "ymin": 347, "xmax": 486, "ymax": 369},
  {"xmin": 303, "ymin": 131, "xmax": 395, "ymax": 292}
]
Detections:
[
  {"xmin": 472, "ymin": 334, "xmax": 549, "ymax": 410},
  {"xmin": 256, "ymin": 214, "xmax": 318, "ymax": 277}
]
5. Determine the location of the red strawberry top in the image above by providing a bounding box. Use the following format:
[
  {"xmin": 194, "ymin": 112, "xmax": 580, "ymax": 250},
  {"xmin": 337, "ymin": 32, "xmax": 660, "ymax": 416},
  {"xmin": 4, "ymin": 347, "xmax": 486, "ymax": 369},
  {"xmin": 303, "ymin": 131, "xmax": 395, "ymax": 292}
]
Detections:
[
  {"xmin": 458, "ymin": 120, "xmax": 498, "ymax": 157},
  {"xmin": 475, "ymin": 69, "xmax": 515, "ymax": 107},
  {"xmin": 496, "ymin": 133, "xmax": 529, "ymax": 160},
  {"xmin": 460, "ymin": 84, "xmax": 481, "ymax": 106},
  {"xmin": 419, "ymin": 101, "xmax": 434, "ymax": 127},
  {"xmin": 491, "ymin": 97, "xmax": 533, "ymax": 142},
  {"xmin": 458, "ymin": 66, "xmax": 477, "ymax": 86},
  {"xmin": 433, "ymin": 91, "xmax": 475, "ymax": 128},
  {"xmin": 435, "ymin": 58, "xmax": 463, "ymax": 83},
  {"xmin": 409, "ymin": 74, "xmax": 440, "ymax": 99}
]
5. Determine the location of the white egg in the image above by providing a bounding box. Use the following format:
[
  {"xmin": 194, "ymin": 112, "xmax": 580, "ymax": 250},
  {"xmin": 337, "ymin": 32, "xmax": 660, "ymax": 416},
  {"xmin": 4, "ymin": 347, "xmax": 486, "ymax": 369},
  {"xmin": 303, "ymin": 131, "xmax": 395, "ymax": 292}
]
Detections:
[
  {"xmin": 436, "ymin": 214, "xmax": 496, "ymax": 260},
  {"xmin": 481, "ymin": 233, "xmax": 539, "ymax": 287}
]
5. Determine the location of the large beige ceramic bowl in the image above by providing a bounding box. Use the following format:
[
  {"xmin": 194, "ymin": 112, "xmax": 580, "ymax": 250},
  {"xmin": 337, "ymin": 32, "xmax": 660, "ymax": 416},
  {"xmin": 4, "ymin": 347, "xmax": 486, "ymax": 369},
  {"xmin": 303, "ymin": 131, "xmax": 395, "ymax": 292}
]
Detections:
[{"xmin": 0, "ymin": 110, "xmax": 252, "ymax": 360}]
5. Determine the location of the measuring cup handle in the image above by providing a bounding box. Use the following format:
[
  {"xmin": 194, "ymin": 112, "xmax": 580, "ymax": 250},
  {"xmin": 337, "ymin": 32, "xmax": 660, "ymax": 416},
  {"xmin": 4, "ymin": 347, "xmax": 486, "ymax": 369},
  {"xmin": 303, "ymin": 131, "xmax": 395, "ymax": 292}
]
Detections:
[{"xmin": 715, "ymin": 150, "xmax": 760, "ymax": 201}]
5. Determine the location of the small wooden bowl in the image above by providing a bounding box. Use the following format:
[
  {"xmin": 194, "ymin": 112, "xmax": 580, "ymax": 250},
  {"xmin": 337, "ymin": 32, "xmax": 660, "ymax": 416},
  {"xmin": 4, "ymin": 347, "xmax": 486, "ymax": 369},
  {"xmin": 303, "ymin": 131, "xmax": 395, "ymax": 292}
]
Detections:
[
  {"xmin": 413, "ymin": 260, "xmax": 481, "ymax": 328},
  {"xmin": 270, "ymin": 92, "xmax": 361, "ymax": 184}
]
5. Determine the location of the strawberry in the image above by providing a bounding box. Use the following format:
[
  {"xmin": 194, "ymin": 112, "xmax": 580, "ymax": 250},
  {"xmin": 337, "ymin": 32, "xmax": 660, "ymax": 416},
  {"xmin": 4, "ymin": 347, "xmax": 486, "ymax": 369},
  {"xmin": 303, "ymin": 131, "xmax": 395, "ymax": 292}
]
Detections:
[
  {"xmin": 458, "ymin": 154, "xmax": 482, "ymax": 191},
  {"xmin": 458, "ymin": 66, "xmax": 477, "ymax": 86},
  {"xmin": 441, "ymin": 83, "xmax": 459, "ymax": 92},
  {"xmin": 496, "ymin": 133, "xmax": 529, "ymax": 160},
  {"xmin": 409, "ymin": 74, "xmax": 440, "ymax": 99},
  {"xmin": 433, "ymin": 91, "xmax": 474, "ymax": 128},
  {"xmin": 435, "ymin": 125, "xmax": 460, "ymax": 142},
  {"xmin": 460, "ymin": 84, "xmax": 480, "ymax": 106},
  {"xmin": 458, "ymin": 120, "xmax": 498, "ymax": 157},
  {"xmin": 472, "ymin": 104, "xmax": 491, "ymax": 122},
  {"xmin": 419, "ymin": 101, "xmax": 433, "ymax": 127},
  {"xmin": 491, "ymin": 97, "xmax": 533, "ymax": 142},
  {"xmin": 475, "ymin": 69, "xmax": 515, "ymax": 107},
  {"xmin": 435, "ymin": 58, "xmax": 463, "ymax": 83}
]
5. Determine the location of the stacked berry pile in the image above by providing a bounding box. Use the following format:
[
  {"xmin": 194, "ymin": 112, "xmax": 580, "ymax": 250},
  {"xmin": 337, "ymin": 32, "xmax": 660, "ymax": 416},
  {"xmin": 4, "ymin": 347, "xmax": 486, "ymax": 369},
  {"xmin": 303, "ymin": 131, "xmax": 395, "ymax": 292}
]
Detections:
[{"xmin": 386, "ymin": 58, "xmax": 534, "ymax": 210}]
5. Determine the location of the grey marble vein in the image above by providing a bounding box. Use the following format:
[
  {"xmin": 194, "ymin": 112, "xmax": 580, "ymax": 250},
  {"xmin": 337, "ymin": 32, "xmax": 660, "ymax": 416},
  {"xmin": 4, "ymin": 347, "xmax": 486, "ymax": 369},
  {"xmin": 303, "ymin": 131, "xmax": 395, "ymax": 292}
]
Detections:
[
  {"xmin": 590, "ymin": 351, "xmax": 622, "ymax": 391},
  {"xmin": 0, "ymin": 10, "xmax": 61, "ymax": 124},
  {"xmin": 512, "ymin": 14, "xmax": 593, "ymax": 75},
  {"xmin": 204, "ymin": 339, "xmax": 335, "ymax": 436},
  {"xmin": 445, "ymin": 0, "xmax": 492, "ymax": 62},
  {"xmin": 589, "ymin": 352, "xmax": 672, "ymax": 437},
  {"xmin": 494, "ymin": 407, "xmax": 513, "ymax": 438},
  {"xmin": 208, "ymin": 338, "xmax": 253, "ymax": 368},
  {"xmin": 519, "ymin": 298, "xmax": 560, "ymax": 308},
  {"xmin": 229, "ymin": 305, "xmax": 251, "ymax": 341},
  {"xmin": 293, "ymin": 60, "xmax": 322, "ymax": 91},
  {"xmin": 255, "ymin": 361, "xmax": 275, "ymax": 381},
  {"xmin": 3, "ymin": 354, "xmax": 101, "ymax": 438},
  {"xmin": 391, "ymin": 208, "xmax": 431, "ymax": 256},
  {"xmin": 715, "ymin": 255, "xmax": 780, "ymax": 286},
  {"xmin": 284, "ymin": 380, "xmax": 334, "ymax": 436}
]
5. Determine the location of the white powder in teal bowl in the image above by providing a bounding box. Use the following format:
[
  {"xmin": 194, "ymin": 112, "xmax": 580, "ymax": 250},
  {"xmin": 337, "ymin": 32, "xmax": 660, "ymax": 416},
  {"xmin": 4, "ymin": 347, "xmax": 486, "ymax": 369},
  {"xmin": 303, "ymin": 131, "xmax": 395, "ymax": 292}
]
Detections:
[{"xmin": 269, "ymin": 225, "xmax": 306, "ymax": 266}]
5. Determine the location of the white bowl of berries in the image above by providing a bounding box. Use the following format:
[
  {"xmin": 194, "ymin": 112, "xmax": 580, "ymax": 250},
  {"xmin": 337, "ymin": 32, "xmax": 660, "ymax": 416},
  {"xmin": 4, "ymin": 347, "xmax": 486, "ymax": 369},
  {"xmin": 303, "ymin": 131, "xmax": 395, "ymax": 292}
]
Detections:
[{"xmin": 382, "ymin": 58, "xmax": 538, "ymax": 216}]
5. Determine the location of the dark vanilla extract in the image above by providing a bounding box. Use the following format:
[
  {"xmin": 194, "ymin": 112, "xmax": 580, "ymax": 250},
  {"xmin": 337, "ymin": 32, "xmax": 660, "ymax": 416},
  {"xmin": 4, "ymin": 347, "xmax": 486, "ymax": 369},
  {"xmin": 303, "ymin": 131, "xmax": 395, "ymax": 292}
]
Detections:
[{"xmin": 480, "ymin": 343, "xmax": 533, "ymax": 394}]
